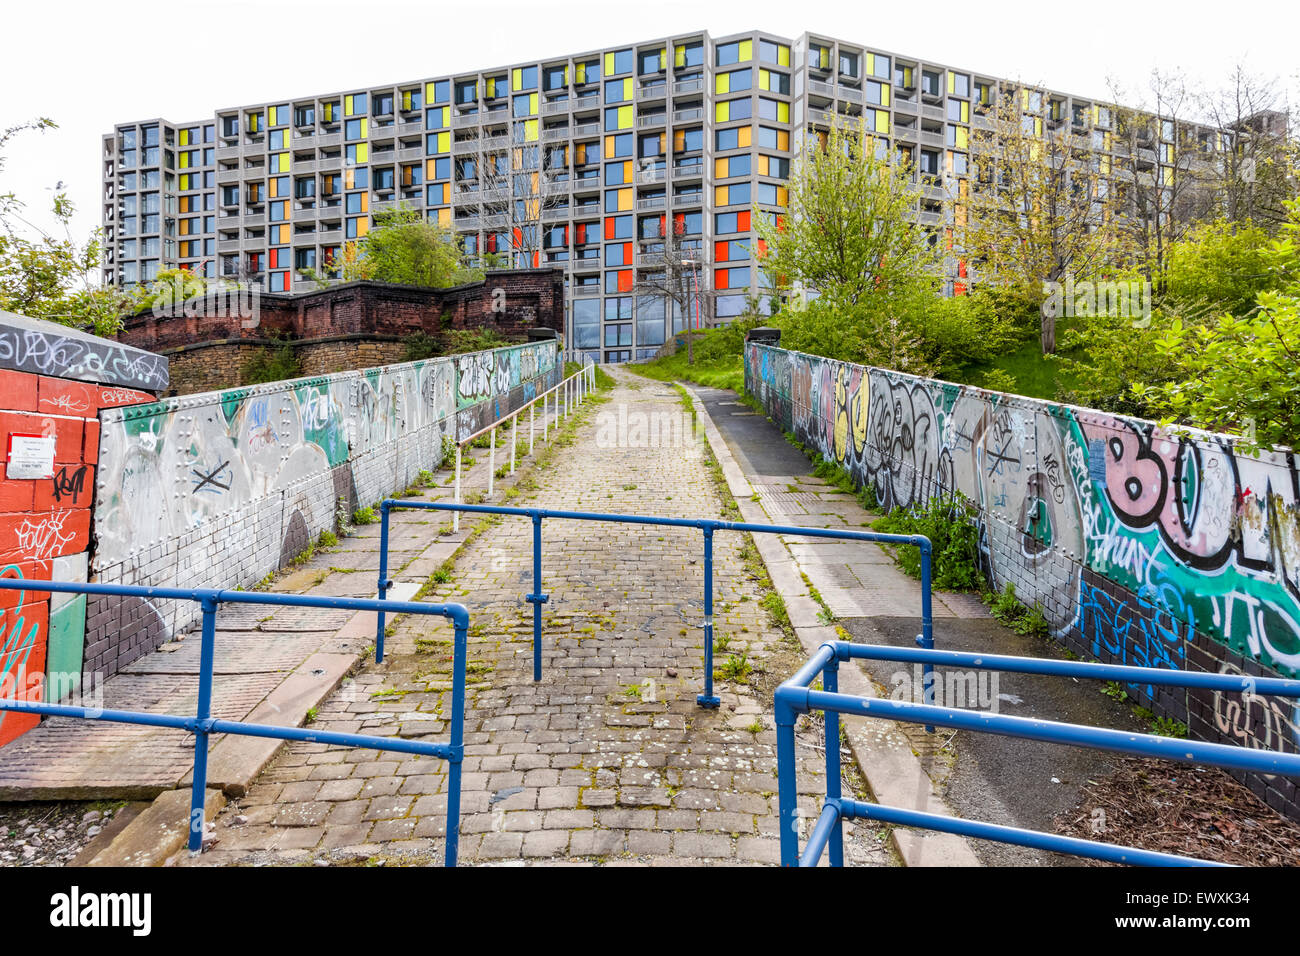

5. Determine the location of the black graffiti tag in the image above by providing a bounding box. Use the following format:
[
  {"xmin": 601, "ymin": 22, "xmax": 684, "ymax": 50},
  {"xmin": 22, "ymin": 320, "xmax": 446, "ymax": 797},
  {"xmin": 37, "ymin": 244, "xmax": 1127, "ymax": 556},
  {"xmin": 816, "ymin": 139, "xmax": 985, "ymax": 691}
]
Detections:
[{"xmin": 51, "ymin": 465, "xmax": 87, "ymax": 504}]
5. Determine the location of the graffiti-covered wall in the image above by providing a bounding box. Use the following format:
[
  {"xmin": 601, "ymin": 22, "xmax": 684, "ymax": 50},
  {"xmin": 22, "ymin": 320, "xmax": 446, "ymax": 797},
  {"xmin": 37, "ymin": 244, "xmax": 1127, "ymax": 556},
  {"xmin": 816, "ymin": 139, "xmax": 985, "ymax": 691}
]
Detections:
[
  {"xmin": 87, "ymin": 340, "xmax": 559, "ymax": 677},
  {"xmin": 746, "ymin": 341, "xmax": 1300, "ymax": 816}
]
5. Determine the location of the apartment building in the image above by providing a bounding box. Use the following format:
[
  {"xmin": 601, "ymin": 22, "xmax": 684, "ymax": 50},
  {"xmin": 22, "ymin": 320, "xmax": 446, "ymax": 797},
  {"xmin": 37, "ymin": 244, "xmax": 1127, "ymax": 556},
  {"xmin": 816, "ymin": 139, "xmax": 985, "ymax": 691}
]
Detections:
[{"xmin": 101, "ymin": 28, "xmax": 1229, "ymax": 362}]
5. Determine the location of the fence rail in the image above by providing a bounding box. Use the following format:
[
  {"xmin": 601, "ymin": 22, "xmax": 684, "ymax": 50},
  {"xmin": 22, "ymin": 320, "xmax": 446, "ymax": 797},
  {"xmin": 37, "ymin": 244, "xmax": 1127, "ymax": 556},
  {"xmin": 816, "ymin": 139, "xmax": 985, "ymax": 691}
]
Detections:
[
  {"xmin": 446, "ymin": 360, "xmax": 597, "ymax": 533},
  {"xmin": 375, "ymin": 504, "xmax": 933, "ymax": 710},
  {"xmin": 776, "ymin": 640, "xmax": 1300, "ymax": 867},
  {"xmin": 0, "ymin": 579, "xmax": 470, "ymax": 866}
]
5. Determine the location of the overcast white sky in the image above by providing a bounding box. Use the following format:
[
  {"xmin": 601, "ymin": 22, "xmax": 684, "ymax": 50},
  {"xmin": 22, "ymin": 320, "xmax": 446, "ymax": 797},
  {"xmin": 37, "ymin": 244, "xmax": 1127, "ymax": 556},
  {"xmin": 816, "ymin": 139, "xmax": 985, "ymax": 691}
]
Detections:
[{"xmin": 2, "ymin": 0, "xmax": 1296, "ymax": 245}]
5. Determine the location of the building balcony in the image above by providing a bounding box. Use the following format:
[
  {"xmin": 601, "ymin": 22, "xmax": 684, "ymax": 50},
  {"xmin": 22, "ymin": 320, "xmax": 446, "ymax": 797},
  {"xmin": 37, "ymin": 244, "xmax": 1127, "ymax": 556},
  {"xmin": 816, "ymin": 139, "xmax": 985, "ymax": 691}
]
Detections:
[
  {"xmin": 572, "ymin": 122, "xmax": 600, "ymax": 139},
  {"xmin": 636, "ymin": 196, "xmax": 666, "ymax": 211},
  {"xmin": 808, "ymin": 80, "xmax": 835, "ymax": 99},
  {"xmin": 572, "ymin": 284, "xmax": 600, "ymax": 297},
  {"xmin": 398, "ymin": 146, "xmax": 424, "ymax": 162},
  {"xmin": 452, "ymin": 110, "xmax": 480, "ymax": 129},
  {"xmin": 216, "ymin": 167, "xmax": 240, "ymax": 184},
  {"xmin": 541, "ymin": 99, "xmax": 571, "ymax": 116},
  {"xmin": 542, "ymin": 125, "xmax": 569, "ymax": 142},
  {"xmin": 636, "ymin": 167, "xmax": 666, "ymax": 185},
  {"xmin": 638, "ymin": 83, "xmax": 668, "ymax": 101},
  {"xmin": 316, "ymin": 132, "xmax": 342, "ymax": 149},
  {"xmin": 673, "ymin": 77, "xmax": 705, "ymax": 97},
  {"xmin": 452, "ymin": 138, "xmax": 480, "ymax": 155},
  {"xmin": 215, "ymin": 145, "xmax": 240, "ymax": 162}
]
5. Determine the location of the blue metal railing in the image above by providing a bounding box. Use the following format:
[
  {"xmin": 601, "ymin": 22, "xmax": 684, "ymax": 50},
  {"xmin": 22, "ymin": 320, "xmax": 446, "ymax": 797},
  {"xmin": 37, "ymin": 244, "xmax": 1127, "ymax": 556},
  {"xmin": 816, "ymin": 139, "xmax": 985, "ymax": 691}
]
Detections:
[
  {"xmin": 776, "ymin": 640, "xmax": 1300, "ymax": 867},
  {"xmin": 0, "ymin": 578, "xmax": 470, "ymax": 866},
  {"xmin": 375, "ymin": 501, "xmax": 934, "ymax": 709}
]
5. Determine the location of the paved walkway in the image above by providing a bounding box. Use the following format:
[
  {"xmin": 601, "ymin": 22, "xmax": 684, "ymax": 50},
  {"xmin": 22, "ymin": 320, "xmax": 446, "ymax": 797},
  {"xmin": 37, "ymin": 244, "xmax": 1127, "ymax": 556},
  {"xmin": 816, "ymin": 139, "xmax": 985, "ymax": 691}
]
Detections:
[
  {"xmin": 182, "ymin": 368, "xmax": 892, "ymax": 866},
  {"xmin": 694, "ymin": 386, "xmax": 1142, "ymax": 867}
]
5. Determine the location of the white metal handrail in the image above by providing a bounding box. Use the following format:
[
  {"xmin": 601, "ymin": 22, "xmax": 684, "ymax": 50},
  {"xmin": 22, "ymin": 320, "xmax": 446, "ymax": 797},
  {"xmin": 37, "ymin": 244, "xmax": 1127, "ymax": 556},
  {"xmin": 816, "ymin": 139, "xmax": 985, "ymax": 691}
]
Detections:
[{"xmin": 449, "ymin": 359, "xmax": 597, "ymax": 531}]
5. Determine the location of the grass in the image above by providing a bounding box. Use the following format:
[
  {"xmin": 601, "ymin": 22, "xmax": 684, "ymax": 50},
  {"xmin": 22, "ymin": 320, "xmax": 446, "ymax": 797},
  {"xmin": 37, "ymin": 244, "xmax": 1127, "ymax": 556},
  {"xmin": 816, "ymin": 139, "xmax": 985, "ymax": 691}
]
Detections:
[
  {"xmin": 630, "ymin": 325, "xmax": 755, "ymax": 392},
  {"xmin": 959, "ymin": 338, "xmax": 1079, "ymax": 400}
]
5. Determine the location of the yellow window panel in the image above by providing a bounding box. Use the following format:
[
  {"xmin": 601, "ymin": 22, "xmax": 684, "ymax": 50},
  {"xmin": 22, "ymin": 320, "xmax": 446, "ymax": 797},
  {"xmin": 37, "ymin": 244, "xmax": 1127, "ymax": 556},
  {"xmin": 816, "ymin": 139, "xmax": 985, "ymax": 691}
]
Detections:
[
  {"xmin": 178, "ymin": 129, "xmax": 189, "ymax": 146},
  {"xmin": 715, "ymin": 185, "xmax": 729, "ymax": 205},
  {"xmin": 739, "ymin": 125, "xmax": 752, "ymax": 148},
  {"xmin": 777, "ymin": 102, "xmax": 789, "ymax": 123},
  {"xmin": 437, "ymin": 132, "xmax": 450, "ymax": 153},
  {"xmin": 438, "ymin": 207, "xmax": 451, "ymax": 227},
  {"xmin": 882, "ymin": 85, "xmax": 891, "ymax": 107},
  {"xmin": 715, "ymin": 157, "xmax": 728, "ymax": 178},
  {"xmin": 948, "ymin": 71, "xmax": 956, "ymax": 95},
  {"xmin": 866, "ymin": 54, "xmax": 875, "ymax": 77},
  {"xmin": 575, "ymin": 62, "xmax": 586, "ymax": 84},
  {"xmin": 738, "ymin": 40, "xmax": 752, "ymax": 62},
  {"xmin": 442, "ymin": 183, "xmax": 451, "ymax": 204},
  {"xmin": 525, "ymin": 119, "xmax": 538, "ymax": 142},
  {"xmin": 604, "ymin": 52, "xmax": 615, "ymax": 75},
  {"xmin": 355, "ymin": 143, "xmax": 369, "ymax": 164},
  {"xmin": 359, "ymin": 118, "xmax": 369, "ymax": 138},
  {"xmin": 715, "ymin": 101, "xmax": 729, "ymax": 123},
  {"xmin": 279, "ymin": 152, "xmax": 291, "ymax": 172},
  {"xmin": 356, "ymin": 218, "xmax": 369, "ymax": 238},
  {"xmin": 874, "ymin": 111, "xmax": 889, "ymax": 134},
  {"xmin": 955, "ymin": 127, "xmax": 968, "ymax": 148},
  {"xmin": 675, "ymin": 44, "xmax": 686, "ymax": 68},
  {"xmin": 604, "ymin": 135, "xmax": 618, "ymax": 155},
  {"xmin": 618, "ymin": 105, "xmax": 632, "ymax": 129},
  {"xmin": 757, "ymin": 155, "xmax": 768, "ymax": 175},
  {"xmin": 322, "ymin": 103, "xmax": 334, "ymax": 123},
  {"xmin": 345, "ymin": 95, "xmax": 355, "ymax": 116},
  {"xmin": 424, "ymin": 82, "xmax": 436, "ymax": 102},
  {"xmin": 716, "ymin": 73, "xmax": 729, "ymax": 95},
  {"xmin": 617, "ymin": 188, "xmax": 632, "ymax": 211},
  {"xmin": 673, "ymin": 129, "xmax": 686, "ymax": 152},
  {"xmin": 1034, "ymin": 118, "xmax": 1042, "ymax": 136},
  {"xmin": 621, "ymin": 160, "xmax": 632, "ymax": 181},
  {"xmin": 179, "ymin": 152, "xmax": 189, "ymax": 169},
  {"xmin": 512, "ymin": 68, "xmax": 523, "ymax": 91},
  {"xmin": 960, "ymin": 101, "xmax": 968, "ymax": 122},
  {"xmin": 426, "ymin": 158, "xmax": 439, "ymax": 179},
  {"xmin": 777, "ymin": 129, "xmax": 789, "ymax": 150},
  {"xmin": 777, "ymin": 45, "xmax": 790, "ymax": 67}
]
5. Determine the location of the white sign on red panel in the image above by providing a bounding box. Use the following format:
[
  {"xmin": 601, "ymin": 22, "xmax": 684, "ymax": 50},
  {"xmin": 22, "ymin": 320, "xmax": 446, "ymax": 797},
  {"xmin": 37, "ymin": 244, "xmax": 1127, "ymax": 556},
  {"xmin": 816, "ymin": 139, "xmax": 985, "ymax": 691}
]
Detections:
[{"xmin": 6, "ymin": 432, "xmax": 56, "ymax": 480}]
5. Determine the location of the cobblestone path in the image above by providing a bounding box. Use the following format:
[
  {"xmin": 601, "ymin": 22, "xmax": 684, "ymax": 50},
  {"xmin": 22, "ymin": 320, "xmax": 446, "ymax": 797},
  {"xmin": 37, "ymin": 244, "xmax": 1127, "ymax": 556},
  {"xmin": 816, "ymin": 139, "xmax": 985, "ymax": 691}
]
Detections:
[{"xmin": 186, "ymin": 368, "xmax": 892, "ymax": 866}]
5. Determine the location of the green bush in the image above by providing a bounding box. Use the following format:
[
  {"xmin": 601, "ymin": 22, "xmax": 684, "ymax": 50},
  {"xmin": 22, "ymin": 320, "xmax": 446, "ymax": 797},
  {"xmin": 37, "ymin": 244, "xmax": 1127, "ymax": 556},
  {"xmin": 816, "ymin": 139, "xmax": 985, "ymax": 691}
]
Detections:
[
  {"xmin": 872, "ymin": 496, "xmax": 984, "ymax": 591},
  {"xmin": 241, "ymin": 335, "xmax": 301, "ymax": 385}
]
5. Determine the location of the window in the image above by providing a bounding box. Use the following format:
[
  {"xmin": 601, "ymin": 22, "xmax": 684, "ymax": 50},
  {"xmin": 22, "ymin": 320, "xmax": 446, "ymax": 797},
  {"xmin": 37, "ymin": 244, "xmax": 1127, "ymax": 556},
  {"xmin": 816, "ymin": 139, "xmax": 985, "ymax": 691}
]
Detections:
[
  {"xmin": 295, "ymin": 247, "xmax": 316, "ymax": 271},
  {"xmin": 675, "ymin": 127, "xmax": 703, "ymax": 153},
  {"xmin": 605, "ymin": 49, "xmax": 633, "ymax": 76},
  {"xmin": 919, "ymin": 149, "xmax": 939, "ymax": 175},
  {"xmin": 761, "ymin": 70, "xmax": 790, "ymax": 95},
  {"xmin": 456, "ymin": 81, "xmax": 477, "ymax": 105},
  {"xmin": 839, "ymin": 52, "xmax": 859, "ymax": 78},
  {"xmin": 294, "ymin": 177, "xmax": 314, "ymax": 199},
  {"xmin": 715, "ymin": 126, "xmax": 751, "ymax": 151},
  {"xmin": 758, "ymin": 98, "xmax": 788, "ymax": 122},
  {"xmin": 921, "ymin": 71, "xmax": 941, "ymax": 96},
  {"xmin": 715, "ymin": 154, "xmax": 751, "ymax": 178},
  {"xmin": 573, "ymin": 298, "xmax": 601, "ymax": 347},
  {"xmin": 715, "ymin": 69, "xmax": 751, "ymax": 94},
  {"xmin": 674, "ymin": 41, "xmax": 704, "ymax": 69},
  {"xmin": 512, "ymin": 66, "xmax": 538, "ymax": 91},
  {"xmin": 715, "ymin": 40, "xmax": 752, "ymax": 66},
  {"xmin": 604, "ymin": 323, "xmax": 632, "ymax": 347},
  {"xmin": 374, "ymin": 167, "xmax": 395, "ymax": 191},
  {"xmin": 756, "ymin": 183, "xmax": 787, "ymax": 206},
  {"xmin": 757, "ymin": 126, "xmax": 789, "ymax": 150},
  {"xmin": 759, "ymin": 40, "xmax": 790, "ymax": 66},
  {"xmin": 715, "ymin": 97, "xmax": 752, "ymax": 123},
  {"xmin": 715, "ymin": 182, "xmax": 750, "ymax": 206},
  {"xmin": 639, "ymin": 48, "xmax": 664, "ymax": 75},
  {"xmin": 951, "ymin": 72, "xmax": 970, "ymax": 98}
]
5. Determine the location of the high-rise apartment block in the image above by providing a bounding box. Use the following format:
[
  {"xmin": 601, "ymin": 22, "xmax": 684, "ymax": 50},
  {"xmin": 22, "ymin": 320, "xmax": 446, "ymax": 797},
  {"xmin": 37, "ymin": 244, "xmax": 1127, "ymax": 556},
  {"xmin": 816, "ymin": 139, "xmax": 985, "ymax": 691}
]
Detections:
[{"xmin": 102, "ymin": 28, "xmax": 1229, "ymax": 361}]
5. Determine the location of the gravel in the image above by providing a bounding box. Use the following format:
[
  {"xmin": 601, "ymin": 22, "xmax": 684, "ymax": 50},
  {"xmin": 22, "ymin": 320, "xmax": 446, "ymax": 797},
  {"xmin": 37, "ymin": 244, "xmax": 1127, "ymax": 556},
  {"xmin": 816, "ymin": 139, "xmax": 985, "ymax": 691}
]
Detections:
[{"xmin": 0, "ymin": 801, "xmax": 124, "ymax": 867}]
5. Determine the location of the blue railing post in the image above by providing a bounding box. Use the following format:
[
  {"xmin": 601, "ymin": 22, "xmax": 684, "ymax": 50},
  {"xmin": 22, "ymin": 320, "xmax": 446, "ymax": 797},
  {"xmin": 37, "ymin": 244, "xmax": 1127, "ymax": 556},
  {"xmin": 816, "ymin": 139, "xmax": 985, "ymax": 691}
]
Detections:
[
  {"xmin": 524, "ymin": 510, "xmax": 549, "ymax": 682},
  {"xmin": 916, "ymin": 538, "xmax": 935, "ymax": 733},
  {"xmin": 775, "ymin": 690, "xmax": 801, "ymax": 866},
  {"xmin": 445, "ymin": 612, "xmax": 468, "ymax": 868},
  {"xmin": 698, "ymin": 524, "xmax": 720, "ymax": 708},
  {"xmin": 189, "ymin": 594, "xmax": 219, "ymax": 854},
  {"xmin": 376, "ymin": 501, "xmax": 392, "ymax": 663},
  {"xmin": 823, "ymin": 652, "xmax": 844, "ymax": 867}
]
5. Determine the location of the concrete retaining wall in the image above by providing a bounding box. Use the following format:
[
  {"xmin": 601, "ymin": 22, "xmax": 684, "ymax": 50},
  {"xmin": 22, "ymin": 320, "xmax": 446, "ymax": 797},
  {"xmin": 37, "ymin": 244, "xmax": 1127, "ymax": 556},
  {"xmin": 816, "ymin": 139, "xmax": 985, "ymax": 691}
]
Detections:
[{"xmin": 745, "ymin": 341, "xmax": 1300, "ymax": 817}]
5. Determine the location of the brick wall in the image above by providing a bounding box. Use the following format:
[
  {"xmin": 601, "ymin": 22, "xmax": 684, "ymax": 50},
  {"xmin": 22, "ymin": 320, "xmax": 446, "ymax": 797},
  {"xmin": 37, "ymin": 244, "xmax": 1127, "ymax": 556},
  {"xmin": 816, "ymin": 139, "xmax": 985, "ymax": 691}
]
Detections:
[
  {"xmin": 0, "ymin": 370, "xmax": 154, "ymax": 747},
  {"xmin": 118, "ymin": 271, "xmax": 566, "ymax": 396},
  {"xmin": 746, "ymin": 339, "xmax": 1300, "ymax": 819}
]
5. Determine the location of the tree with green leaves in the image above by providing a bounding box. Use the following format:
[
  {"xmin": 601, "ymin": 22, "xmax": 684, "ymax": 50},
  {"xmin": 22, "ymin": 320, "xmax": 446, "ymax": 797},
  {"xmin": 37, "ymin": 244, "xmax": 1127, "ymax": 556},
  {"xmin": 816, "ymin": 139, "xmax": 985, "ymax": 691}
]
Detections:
[
  {"xmin": 1134, "ymin": 194, "xmax": 1300, "ymax": 449},
  {"xmin": 754, "ymin": 118, "xmax": 940, "ymax": 374},
  {"xmin": 340, "ymin": 204, "xmax": 483, "ymax": 288},
  {"xmin": 962, "ymin": 83, "xmax": 1133, "ymax": 354},
  {"xmin": 1, "ymin": 119, "xmax": 128, "ymax": 335}
]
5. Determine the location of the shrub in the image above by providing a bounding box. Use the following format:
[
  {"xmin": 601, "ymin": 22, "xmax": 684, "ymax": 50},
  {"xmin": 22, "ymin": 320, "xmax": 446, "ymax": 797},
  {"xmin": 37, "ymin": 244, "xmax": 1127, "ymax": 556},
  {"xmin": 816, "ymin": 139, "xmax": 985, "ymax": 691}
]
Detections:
[{"xmin": 872, "ymin": 496, "xmax": 984, "ymax": 591}]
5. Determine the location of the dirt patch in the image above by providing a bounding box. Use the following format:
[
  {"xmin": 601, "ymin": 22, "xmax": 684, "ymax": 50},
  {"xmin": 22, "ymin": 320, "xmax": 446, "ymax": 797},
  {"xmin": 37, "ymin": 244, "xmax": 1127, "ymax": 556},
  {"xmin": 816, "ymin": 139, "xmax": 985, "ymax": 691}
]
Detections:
[{"xmin": 1055, "ymin": 756, "xmax": 1300, "ymax": 866}]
